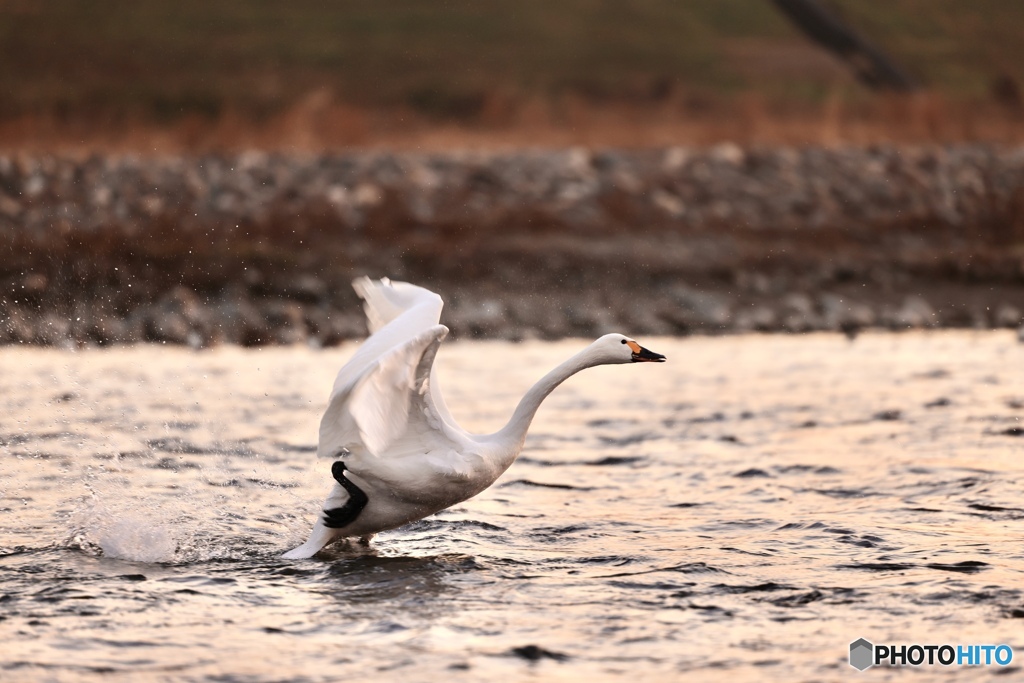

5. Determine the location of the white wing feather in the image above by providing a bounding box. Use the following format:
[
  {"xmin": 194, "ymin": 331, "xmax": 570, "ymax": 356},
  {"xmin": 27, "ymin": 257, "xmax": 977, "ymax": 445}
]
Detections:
[
  {"xmin": 352, "ymin": 276, "xmax": 438, "ymax": 334},
  {"xmin": 319, "ymin": 324, "xmax": 448, "ymax": 458},
  {"xmin": 317, "ymin": 278, "xmax": 462, "ymax": 459},
  {"xmin": 331, "ymin": 277, "xmax": 443, "ymax": 396}
]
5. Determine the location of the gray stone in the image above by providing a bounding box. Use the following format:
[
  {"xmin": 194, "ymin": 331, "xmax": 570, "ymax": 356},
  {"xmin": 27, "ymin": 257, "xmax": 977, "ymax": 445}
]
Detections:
[
  {"xmin": 890, "ymin": 296, "xmax": 937, "ymax": 329},
  {"xmin": 995, "ymin": 304, "xmax": 1021, "ymax": 328}
]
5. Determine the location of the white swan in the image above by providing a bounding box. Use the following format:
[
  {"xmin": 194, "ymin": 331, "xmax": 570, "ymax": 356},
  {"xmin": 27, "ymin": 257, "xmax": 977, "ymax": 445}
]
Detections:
[{"xmin": 283, "ymin": 277, "xmax": 665, "ymax": 559}]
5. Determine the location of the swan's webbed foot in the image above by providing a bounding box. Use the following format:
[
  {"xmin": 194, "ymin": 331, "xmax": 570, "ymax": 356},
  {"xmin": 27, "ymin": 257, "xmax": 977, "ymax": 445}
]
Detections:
[{"xmin": 322, "ymin": 461, "xmax": 369, "ymax": 529}]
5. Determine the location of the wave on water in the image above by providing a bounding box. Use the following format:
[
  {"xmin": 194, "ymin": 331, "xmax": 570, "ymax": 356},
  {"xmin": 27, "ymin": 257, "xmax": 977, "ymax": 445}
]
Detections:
[{"xmin": 2, "ymin": 335, "xmax": 1022, "ymax": 682}]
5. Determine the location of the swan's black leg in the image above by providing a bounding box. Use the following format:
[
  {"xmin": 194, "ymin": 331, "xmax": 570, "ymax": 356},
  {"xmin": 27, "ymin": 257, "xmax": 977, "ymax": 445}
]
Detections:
[{"xmin": 322, "ymin": 461, "xmax": 369, "ymax": 529}]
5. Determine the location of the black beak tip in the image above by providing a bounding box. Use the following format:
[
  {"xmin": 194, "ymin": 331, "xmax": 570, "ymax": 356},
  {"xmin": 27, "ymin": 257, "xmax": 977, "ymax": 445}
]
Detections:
[{"xmin": 632, "ymin": 346, "xmax": 666, "ymax": 363}]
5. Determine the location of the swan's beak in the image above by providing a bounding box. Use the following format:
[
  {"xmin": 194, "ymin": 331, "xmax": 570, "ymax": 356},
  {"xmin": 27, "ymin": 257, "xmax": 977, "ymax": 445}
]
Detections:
[{"xmin": 631, "ymin": 345, "xmax": 666, "ymax": 363}]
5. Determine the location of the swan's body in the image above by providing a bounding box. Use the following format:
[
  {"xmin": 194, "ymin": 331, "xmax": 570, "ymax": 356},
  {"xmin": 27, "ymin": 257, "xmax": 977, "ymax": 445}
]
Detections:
[{"xmin": 283, "ymin": 277, "xmax": 665, "ymax": 559}]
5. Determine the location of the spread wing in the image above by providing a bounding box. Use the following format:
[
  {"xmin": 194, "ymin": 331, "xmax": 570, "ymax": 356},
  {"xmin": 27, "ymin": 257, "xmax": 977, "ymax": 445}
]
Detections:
[{"xmin": 317, "ymin": 278, "xmax": 462, "ymax": 459}]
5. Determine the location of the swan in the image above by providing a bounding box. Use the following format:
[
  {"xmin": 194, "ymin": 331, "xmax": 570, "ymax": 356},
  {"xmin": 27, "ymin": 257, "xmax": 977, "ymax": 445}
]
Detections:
[{"xmin": 283, "ymin": 277, "xmax": 665, "ymax": 559}]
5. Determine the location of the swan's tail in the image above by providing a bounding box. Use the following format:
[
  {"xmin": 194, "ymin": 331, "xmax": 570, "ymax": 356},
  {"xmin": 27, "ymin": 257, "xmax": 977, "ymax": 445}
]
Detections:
[{"xmin": 282, "ymin": 519, "xmax": 338, "ymax": 560}]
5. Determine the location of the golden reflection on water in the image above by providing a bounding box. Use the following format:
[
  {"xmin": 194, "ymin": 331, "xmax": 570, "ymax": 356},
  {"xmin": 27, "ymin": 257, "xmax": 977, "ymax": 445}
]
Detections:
[{"xmin": 0, "ymin": 330, "xmax": 1021, "ymax": 681}]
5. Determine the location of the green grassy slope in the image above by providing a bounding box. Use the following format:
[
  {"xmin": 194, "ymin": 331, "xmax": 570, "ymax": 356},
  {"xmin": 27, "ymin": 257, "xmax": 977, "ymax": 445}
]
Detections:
[{"xmin": 0, "ymin": 0, "xmax": 1021, "ymax": 120}]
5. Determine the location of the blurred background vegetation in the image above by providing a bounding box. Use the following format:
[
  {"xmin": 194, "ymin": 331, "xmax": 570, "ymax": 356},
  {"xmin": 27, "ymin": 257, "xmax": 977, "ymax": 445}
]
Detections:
[
  {"xmin": 2, "ymin": 1, "xmax": 1023, "ymax": 344},
  {"xmin": 2, "ymin": 0, "xmax": 1023, "ymax": 150}
]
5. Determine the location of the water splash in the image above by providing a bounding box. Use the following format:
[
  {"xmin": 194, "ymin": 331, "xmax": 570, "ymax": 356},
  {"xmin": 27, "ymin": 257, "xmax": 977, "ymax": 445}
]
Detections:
[
  {"xmin": 96, "ymin": 516, "xmax": 177, "ymax": 563},
  {"xmin": 65, "ymin": 498, "xmax": 181, "ymax": 563}
]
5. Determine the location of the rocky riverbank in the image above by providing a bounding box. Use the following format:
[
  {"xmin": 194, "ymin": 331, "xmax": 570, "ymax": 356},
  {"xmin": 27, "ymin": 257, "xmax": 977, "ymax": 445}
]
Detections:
[{"xmin": 2, "ymin": 145, "xmax": 1023, "ymax": 346}]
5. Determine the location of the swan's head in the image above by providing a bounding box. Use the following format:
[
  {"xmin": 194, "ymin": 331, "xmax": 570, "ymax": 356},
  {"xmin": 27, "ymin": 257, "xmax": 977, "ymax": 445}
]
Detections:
[{"xmin": 592, "ymin": 333, "xmax": 666, "ymax": 365}]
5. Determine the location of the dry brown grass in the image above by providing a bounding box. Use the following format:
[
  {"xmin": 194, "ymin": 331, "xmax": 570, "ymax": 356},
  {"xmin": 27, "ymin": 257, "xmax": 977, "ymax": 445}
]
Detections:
[{"xmin": 2, "ymin": 92, "xmax": 1022, "ymax": 155}]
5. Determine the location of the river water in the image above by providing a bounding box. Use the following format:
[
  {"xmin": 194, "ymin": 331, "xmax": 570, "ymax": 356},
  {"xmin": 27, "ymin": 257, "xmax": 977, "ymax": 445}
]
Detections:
[{"xmin": 1, "ymin": 332, "xmax": 1022, "ymax": 681}]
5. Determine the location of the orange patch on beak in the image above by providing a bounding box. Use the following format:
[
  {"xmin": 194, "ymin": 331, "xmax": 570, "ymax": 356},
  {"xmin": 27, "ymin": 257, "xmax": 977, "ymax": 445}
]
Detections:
[{"xmin": 626, "ymin": 340, "xmax": 642, "ymax": 354}]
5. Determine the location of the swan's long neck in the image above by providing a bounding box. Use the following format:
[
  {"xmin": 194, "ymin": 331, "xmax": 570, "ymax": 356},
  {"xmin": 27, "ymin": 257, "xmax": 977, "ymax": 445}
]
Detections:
[{"xmin": 493, "ymin": 346, "xmax": 600, "ymax": 453}]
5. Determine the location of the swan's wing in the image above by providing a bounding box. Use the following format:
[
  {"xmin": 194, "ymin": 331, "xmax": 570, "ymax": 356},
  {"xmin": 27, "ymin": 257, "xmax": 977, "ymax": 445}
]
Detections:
[
  {"xmin": 344, "ymin": 277, "xmax": 460, "ymax": 429},
  {"xmin": 331, "ymin": 278, "xmax": 442, "ymax": 393},
  {"xmin": 353, "ymin": 276, "xmax": 441, "ymax": 334},
  {"xmin": 318, "ymin": 324, "xmax": 453, "ymax": 459}
]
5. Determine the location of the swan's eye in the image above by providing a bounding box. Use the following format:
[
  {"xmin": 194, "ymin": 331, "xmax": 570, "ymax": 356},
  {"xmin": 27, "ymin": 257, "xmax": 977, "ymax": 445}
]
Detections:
[{"xmin": 621, "ymin": 339, "xmax": 627, "ymax": 344}]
